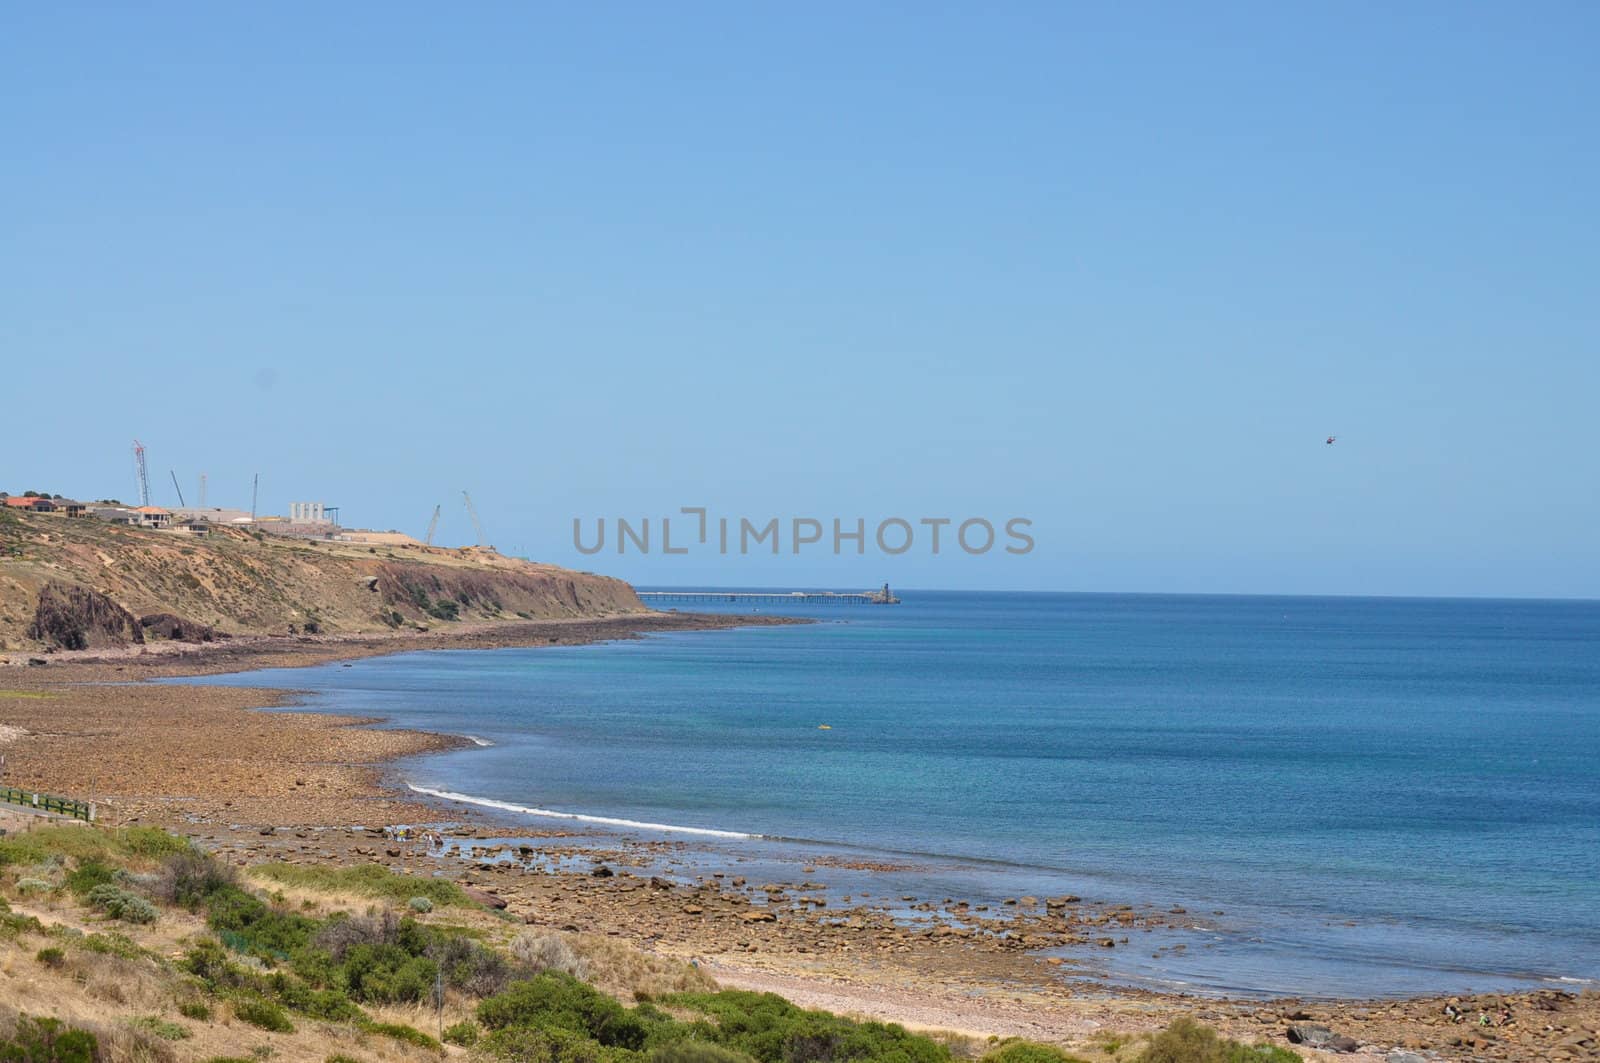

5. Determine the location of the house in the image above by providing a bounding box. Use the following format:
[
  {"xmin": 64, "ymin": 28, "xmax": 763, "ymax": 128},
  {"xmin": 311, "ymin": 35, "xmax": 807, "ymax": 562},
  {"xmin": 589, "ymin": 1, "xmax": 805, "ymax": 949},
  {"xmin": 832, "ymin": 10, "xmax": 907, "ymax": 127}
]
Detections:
[
  {"xmin": 132, "ymin": 506, "xmax": 171, "ymax": 529},
  {"xmin": 92, "ymin": 506, "xmax": 140, "ymax": 524},
  {"xmin": 3, "ymin": 496, "xmax": 57, "ymax": 513},
  {"xmin": 173, "ymin": 519, "xmax": 211, "ymax": 537},
  {"xmin": 62, "ymin": 501, "xmax": 89, "ymax": 518}
]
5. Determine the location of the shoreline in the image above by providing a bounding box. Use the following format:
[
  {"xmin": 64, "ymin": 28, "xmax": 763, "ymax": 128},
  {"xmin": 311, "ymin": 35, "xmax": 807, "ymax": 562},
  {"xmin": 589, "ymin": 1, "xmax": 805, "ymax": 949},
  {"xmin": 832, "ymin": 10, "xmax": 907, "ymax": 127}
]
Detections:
[{"xmin": 2, "ymin": 613, "xmax": 1595, "ymax": 1058}]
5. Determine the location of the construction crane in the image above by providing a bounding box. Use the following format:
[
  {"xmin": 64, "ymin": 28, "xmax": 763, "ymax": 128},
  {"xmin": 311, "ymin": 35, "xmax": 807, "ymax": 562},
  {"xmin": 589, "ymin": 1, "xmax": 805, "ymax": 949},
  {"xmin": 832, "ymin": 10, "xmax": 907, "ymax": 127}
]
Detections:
[
  {"xmin": 169, "ymin": 470, "xmax": 186, "ymax": 507},
  {"xmin": 461, "ymin": 491, "xmax": 487, "ymax": 548},
  {"xmin": 424, "ymin": 504, "xmax": 442, "ymax": 546},
  {"xmin": 132, "ymin": 440, "xmax": 151, "ymax": 507},
  {"xmin": 250, "ymin": 474, "xmax": 259, "ymax": 522},
  {"xmin": 198, "ymin": 473, "xmax": 207, "ymax": 508}
]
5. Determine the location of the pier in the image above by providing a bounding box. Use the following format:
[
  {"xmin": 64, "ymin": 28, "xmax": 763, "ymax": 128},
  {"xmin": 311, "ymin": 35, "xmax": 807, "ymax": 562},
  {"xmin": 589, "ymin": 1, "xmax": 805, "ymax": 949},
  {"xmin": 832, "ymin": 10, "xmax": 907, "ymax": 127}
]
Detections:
[{"xmin": 639, "ymin": 584, "xmax": 899, "ymax": 606}]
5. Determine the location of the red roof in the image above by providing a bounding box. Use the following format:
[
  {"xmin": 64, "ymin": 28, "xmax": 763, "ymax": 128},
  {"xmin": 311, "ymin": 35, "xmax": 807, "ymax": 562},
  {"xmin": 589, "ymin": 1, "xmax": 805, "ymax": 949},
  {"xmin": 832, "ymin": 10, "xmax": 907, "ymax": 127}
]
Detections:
[{"xmin": 4, "ymin": 497, "xmax": 52, "ymax": 509}]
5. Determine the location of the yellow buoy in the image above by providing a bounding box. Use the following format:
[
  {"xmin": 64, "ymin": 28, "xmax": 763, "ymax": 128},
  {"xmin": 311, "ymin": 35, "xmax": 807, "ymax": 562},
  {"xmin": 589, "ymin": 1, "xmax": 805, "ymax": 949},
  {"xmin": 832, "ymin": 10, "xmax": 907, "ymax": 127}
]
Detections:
[{"xmin": 817, "ymin": 724, "xmax": 832, "ymax": 730}]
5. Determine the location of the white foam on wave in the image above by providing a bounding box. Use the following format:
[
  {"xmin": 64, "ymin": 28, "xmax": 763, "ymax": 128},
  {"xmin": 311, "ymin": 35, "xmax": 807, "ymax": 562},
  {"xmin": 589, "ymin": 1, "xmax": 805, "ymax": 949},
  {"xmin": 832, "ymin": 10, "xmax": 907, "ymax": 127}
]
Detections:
[
  {"xmin": 405, "ymin": 784, "xmax": 762, "ymax": 840},
  {"xmin": 461, "ymin": 735, "xmax": 495, "ymax": 747}
]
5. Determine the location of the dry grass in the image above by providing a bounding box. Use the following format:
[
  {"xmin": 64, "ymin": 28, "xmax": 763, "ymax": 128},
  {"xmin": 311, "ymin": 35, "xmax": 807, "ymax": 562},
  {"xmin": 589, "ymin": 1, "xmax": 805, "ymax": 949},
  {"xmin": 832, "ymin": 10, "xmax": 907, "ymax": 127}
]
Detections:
[{"xmin": 565, "ymin": 931, "xmax": 717, "ymax": 1001}]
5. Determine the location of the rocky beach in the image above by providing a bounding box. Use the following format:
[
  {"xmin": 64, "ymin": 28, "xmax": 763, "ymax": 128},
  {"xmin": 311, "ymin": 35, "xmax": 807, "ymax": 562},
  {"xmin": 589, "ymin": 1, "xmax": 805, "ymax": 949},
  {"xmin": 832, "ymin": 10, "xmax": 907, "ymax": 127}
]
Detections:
[{"xmin": 1, "ymin": 619, "xmax": 1595, "ymax": 1061}]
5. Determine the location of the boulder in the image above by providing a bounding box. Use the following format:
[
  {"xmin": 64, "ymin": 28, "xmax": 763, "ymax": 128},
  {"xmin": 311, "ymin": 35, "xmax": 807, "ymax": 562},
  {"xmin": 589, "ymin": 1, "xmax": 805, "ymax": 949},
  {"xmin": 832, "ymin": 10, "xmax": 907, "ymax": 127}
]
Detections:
[
  {"xmin": 462, "ymin": 886, "xmax": 508, "ymax": 910},
  {"xmin": 1288, "ymin": 1025, "xmax": 1357, "ymax": 1051}
]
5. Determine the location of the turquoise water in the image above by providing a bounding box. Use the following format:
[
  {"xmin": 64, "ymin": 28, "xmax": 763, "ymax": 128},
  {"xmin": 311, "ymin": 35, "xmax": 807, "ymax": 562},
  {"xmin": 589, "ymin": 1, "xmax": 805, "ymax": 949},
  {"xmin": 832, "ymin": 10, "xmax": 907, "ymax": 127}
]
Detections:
[{"xmin": 174, "ymin": 592, "xmax": 1600, "ymax": 998}]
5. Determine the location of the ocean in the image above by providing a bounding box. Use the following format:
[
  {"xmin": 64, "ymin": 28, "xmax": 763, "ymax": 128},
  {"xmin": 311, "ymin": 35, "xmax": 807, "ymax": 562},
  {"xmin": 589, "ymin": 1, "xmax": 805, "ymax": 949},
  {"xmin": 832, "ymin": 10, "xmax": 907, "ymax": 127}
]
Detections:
[{"xmin": 171, "ymin": 591, "xmax": 1600, "ymax": 999}]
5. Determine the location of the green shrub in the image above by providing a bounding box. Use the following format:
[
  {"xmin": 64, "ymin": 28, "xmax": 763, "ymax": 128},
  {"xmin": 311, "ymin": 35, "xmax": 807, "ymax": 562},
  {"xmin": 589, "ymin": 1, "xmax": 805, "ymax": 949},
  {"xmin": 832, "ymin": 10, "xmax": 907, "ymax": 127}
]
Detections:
[
  {"xmin": 0, "ymin": 908, "xmax": 44, "ymax": 940},
  {"xmin": 206, "ymin": 886, "xmax": 318, "ymax": 960},
  {"xmin": 15, "ymin": 877, "xmax": 56, "ymax": 896},
  {"xmin": 130, "ymin": 1016, "xmax": 192, "ymax": 1041},
  {"xmin": 340, "ymin": 941, "xmax": 437, "ymax": 1003},
  {"xmin": 1137, "ymin": 1020, "xmax": 1300, "ymax": 1063},
  {"xmin": 479, "ymin": 1025, "xmax": 624, "ymax": 1063},
  {"xmin": 650, "ymin": 1042, "xmax": 760, "ymax": 1063},
  {"xmin": 0, "ymin": 1016, "xmax": 97, "ymax": 1063},
  {"xmin": 185, "ymin": 939, "xmax": 250, "ymax": 990},
  {"xmin": 479, "ymin": 973, "xmax": 653, "ymax": 1050},
  {"xmin": 408, "ymin": 896, "xmax": 434, "ymax": 913},
  {"xmin": 1223, "ymin": 1047, "xmax": 1300, "ymax": 1063},
  {"xmin": 359, "ymin": 1022, "xmax": 440, "ymax": 1051},
  {"xmin": 232, "ymin": 996, "xmax": 294, "ymax": 1033},
  {"xmin": 82, "ymin": 932, "xmax": 143, "ymax": 958},
  {"xmin": 85, "ymin": 883, "xmax": 157, "ymax": 924},
  {"xmin": 178, "ymin": 1001, "xmax": 213, "ymax": 1021},
  {"xmin": 265, "ymin": 974, "xmax": 363, "ymax": 1022},
  {"xmin": 664, "ymin": 990, "xmax": 948, "ymax": 1063},
  {"xmin": 981, "ymin": 1042, "xmax": 1085, "ymax": 1063},
  {"xmin": 34, "ymin": 947, "xmax": 65, "ymax": 968},
  {"xmin": 442, "ymin": 1021, "xmax": 479, "ymax": 1047},
  {"xmin": 120, "ymin": 826, "xmax": 193, "ymax": 858},
  {"xmin": 65, "ymin": 859, "xmax": 117, "ymax": 897}
]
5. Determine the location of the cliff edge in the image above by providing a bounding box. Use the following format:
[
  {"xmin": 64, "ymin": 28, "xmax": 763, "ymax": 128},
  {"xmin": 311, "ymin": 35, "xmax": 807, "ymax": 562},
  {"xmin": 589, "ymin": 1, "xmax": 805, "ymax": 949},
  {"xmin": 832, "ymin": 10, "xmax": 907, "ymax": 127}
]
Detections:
[{"xmin": 0, "ymin": 508, "xmax": 645, "ymax": 652}]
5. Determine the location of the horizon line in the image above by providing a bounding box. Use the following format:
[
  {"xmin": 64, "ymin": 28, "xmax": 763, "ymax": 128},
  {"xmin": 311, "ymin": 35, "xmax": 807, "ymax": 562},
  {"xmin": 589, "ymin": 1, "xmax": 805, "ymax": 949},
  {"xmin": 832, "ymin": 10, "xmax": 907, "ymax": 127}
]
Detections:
[{"xmin": 631, "ymin": 584, "xmax": 1600, "ymax": 605}]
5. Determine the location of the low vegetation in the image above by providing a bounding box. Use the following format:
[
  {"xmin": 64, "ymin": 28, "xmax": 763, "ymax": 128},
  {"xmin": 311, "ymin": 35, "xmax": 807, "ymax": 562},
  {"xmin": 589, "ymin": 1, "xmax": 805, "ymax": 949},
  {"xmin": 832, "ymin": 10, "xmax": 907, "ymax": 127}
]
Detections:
[
  {"xmin": 1136, "ymin": 1019, "xmax": 1301, "ymax": 1062},
  {"xmin": 0, "ymin": 825, "xmax": 1296, "ymax": 1063},
  {"xmin": 251, "ymin": 861, "xmax": 470, "ymax": 907}
]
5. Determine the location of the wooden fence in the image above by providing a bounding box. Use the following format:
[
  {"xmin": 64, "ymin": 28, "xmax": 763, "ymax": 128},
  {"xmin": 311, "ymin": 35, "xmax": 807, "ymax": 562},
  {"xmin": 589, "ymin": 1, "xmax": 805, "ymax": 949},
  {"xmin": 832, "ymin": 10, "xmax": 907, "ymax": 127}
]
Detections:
[{"xmin": 0, "ymin": 787, "xmax": 94, "ymax": 822}]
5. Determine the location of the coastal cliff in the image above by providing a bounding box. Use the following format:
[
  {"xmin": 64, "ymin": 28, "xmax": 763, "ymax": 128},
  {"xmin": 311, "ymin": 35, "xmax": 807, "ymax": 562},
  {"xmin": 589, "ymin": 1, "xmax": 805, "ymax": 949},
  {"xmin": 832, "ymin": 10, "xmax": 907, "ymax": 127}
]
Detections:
[{"xmin": 0, "ymin": 508, "xmax": 645, "ymax": 652}]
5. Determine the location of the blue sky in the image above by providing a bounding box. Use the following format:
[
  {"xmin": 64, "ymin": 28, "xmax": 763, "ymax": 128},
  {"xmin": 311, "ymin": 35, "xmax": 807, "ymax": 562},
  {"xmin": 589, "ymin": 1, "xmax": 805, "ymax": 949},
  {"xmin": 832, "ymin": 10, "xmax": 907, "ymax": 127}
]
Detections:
[{"xmin": 3, "ymin": 3, "xmax": 1596, "ymax": 596}]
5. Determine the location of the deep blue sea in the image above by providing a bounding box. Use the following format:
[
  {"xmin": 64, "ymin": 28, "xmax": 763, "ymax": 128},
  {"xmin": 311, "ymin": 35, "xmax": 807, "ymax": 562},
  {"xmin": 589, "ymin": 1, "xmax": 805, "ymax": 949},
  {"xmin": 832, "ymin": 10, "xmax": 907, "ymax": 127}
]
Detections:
[{"xmin": 172, "ymin": 592, "xmax": 1600, "ymax": 999}]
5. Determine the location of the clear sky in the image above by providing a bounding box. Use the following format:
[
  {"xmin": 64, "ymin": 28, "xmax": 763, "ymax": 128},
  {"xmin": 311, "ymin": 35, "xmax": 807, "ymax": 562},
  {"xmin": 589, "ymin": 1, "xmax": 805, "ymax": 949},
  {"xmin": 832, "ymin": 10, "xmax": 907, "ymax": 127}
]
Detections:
[{"xmin": 3, "ymin": 3, "xmax": 1596, "ymax": 597}]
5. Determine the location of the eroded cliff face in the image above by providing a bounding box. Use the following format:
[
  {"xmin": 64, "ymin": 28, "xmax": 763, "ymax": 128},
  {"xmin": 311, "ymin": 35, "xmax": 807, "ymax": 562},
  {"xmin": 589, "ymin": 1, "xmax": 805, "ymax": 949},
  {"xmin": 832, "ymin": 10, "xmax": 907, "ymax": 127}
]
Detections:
[
  {"xmin": 26, "ymin": 582, "xmax": 144, "ymax": 650},
  {"xmin": 0, "ymin": 511, "xmax": 645, "ymax": 651}
]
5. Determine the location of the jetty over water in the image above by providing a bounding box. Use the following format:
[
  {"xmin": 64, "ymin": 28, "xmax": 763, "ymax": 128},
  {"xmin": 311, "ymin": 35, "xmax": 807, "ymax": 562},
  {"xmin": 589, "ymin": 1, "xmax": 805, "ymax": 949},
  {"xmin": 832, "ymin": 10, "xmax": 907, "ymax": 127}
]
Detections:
[{"xmin": 639, "ymin": 584, "xmax": 900, "ymax": 606}]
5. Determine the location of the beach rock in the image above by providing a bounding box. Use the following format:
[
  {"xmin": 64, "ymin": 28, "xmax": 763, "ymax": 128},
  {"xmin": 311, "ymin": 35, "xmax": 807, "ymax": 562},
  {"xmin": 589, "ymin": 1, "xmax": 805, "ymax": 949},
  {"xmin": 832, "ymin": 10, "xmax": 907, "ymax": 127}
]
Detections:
[
  {"xmin": 1097, "ymin": 938, "xmax": 1116, "ymax": 948},
  {"xmin": 139, "ymin": 611, "xmax": 226, "ymax": 643},
  {"xmin": 1386, "ymin": 1052, "xmax": 1427, "ymax": 1063},
  {"xmin": 742, "ymin": 910, "xmax": 776, "ymax": 923},
  {"xmin": 591, "ymin": 865, "xmax": 614, "ymax": 878},
  {"xmin": 462, "ymin": 886, "xmax": 508, "ymax": 910},
  {"xmin": 1287, "ymin": 1024, "xmax": 1357, "ymax": 1051}
]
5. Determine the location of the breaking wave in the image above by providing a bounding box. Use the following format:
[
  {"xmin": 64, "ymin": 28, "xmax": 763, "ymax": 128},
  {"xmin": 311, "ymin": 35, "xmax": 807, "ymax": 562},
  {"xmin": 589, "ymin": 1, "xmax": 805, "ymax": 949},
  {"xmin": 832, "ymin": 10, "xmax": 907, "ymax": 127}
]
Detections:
[{"xmin": 404, "ymin": 783, "xmax": 763, "ymax": 840}]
